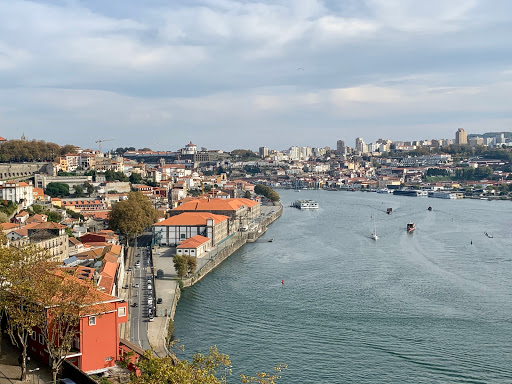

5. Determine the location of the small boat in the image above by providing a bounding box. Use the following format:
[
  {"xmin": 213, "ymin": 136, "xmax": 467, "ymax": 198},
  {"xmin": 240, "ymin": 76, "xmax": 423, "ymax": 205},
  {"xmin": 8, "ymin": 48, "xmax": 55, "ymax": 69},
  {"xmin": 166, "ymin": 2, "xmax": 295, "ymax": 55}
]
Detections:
[
  {"xmin": 370, "ymin": 214, "xmax": 378, "ymax": 240},
  {"xmin": 386, "ymin": 208, "xmax": 393, "ymax": 214},
  {"xmin": 407, "ymin": 223, "xmax": 415, "ymax": 233},
  {"xmin": 268, "ymin": 238, "xmax": 274, "ymax": 242},
  {"xmin": 427, "ymin": 206, "xmax": 433, "ymax": 211},
  {"xmin": 484, "ymin": 231, "xmax": 493, "ymax": 238}
]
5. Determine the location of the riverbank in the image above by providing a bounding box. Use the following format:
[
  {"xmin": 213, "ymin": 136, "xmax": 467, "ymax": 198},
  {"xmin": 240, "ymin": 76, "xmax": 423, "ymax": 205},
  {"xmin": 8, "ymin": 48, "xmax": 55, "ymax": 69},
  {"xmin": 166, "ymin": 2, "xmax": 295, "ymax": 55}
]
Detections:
[{"xmin": 147, "ymin": 202, "xmax": 283, "ymax": 357}]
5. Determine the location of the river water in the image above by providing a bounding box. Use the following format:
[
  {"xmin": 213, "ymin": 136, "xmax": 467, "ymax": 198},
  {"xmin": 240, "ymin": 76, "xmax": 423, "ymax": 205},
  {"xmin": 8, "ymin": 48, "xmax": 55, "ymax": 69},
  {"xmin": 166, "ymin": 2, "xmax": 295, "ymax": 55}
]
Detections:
[{"xmin": 174, "ymin": 190, "xmax": 512, "ymax": 383}]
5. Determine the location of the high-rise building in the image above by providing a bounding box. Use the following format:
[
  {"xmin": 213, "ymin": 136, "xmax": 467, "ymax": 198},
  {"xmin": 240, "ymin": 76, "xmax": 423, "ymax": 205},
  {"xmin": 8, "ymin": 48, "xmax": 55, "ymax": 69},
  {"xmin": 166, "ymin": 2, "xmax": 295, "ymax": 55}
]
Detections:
[
  {"xmin": 455, "ymin": 128, "xmax": 468, "ymax": 145},
  {"xmin": 355, "ymin": 137, "xmax": 367, "ymax": 153},
  {"xmin": 336, "ymin": 140, "xmax": 345, "ymax": 154},
  {"xmin": 259, "ymin": 146, "xmax": 268, "ymax": 158}
]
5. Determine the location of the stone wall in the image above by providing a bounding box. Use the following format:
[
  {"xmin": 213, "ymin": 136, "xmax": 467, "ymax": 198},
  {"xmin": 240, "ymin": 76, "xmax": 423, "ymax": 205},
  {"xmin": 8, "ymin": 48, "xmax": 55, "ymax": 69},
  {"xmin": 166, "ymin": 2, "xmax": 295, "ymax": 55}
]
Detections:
[{"xmin": 0, "ymin": 162, "xmax": 53, "ymax": 180}]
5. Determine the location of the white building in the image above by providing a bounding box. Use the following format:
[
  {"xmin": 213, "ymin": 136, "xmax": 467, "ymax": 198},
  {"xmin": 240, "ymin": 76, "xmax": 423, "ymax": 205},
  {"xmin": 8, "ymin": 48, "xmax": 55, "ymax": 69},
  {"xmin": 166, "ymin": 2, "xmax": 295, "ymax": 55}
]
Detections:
[{"xmin": 0, "ymin": 181, "xmax": 34, "ymax": 208}]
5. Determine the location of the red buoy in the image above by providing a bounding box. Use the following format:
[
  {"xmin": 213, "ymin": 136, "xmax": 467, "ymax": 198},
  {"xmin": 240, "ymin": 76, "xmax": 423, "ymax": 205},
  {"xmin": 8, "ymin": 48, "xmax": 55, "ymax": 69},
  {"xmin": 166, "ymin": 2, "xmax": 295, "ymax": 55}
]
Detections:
[{"xmin": 282, "ymin": 279, "xmax": 284, "ymax": 285}]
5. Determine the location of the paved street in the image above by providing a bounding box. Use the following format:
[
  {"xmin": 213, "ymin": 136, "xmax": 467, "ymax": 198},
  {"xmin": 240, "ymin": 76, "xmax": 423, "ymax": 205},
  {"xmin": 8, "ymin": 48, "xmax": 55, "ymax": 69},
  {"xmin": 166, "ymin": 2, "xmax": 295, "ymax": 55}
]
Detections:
[{"xmin": 128, "ymin": 243, "xmax": 154, "ymax": 351}]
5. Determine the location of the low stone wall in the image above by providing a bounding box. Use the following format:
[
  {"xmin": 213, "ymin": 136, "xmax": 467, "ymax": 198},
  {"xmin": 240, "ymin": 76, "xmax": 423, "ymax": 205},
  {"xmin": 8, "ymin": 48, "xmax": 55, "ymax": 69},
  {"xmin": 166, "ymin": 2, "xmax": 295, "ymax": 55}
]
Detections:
[{"xmin": 181, "ymin": 236, "xmax": 247, "ymax": 288}]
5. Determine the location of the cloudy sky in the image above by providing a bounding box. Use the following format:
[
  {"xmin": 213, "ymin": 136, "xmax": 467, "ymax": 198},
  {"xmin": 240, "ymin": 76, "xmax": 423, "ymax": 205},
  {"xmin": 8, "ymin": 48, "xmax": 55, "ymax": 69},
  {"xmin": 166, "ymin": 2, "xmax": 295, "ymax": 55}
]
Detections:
[{"xmin": 1, "ymin": 0, "xmax": 512, "ymax": 151}]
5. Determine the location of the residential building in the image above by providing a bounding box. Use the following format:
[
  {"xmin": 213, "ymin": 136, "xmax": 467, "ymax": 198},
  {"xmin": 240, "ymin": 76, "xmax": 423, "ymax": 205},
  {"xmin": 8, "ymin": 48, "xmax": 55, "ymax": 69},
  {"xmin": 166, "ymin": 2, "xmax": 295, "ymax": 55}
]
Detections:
[
  {"xmin": 0, "ymin": 181, "xmax": 34, "ymax": 208},
  {"xmin": 28, "ymin": 271, "xmax": 128, "ymax": 374},
  {"xmin": 455, "ymin": 128, "xmax": 468, "ymax": 145}
]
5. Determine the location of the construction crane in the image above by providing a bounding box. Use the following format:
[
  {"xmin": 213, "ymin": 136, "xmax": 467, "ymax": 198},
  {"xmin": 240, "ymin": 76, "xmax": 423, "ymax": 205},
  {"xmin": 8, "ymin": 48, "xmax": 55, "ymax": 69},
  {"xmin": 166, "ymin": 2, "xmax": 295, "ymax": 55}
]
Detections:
[{"xmin": 95, "ymin": 139, "xmax": 114, "ymax": 153}]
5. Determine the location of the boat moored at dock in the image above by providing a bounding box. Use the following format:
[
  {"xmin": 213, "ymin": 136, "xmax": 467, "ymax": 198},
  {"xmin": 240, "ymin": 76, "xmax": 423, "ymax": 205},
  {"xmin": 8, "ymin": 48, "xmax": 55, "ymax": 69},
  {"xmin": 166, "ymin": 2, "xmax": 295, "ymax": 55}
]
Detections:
[{"xmin": 291, "ymin": 199, "xmax": 319, "ymax": 210}]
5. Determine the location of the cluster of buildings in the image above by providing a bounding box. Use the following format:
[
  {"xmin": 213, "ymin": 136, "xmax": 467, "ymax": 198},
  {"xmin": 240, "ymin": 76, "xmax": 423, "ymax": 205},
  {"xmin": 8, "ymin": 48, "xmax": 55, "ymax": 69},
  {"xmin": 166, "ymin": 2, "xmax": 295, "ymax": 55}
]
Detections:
[
  {"xmin": 0, "ymin": 129, "xmax": 510, "ymax": 380},
  {"xmin": 247, "ymin": 130, "xmax": 512, "ymax": 194}
]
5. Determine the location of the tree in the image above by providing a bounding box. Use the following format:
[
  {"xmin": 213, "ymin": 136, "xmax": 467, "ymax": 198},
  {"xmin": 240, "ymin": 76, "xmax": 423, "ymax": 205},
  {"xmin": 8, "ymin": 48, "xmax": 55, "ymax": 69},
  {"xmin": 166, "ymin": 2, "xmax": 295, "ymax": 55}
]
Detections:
[
  {"xmin": 0, "ymin": 244, "xmax": 54, "ymax": 381},
  {"xmin": 173, "ymin": 255, "xmax": 187, "ymax": 279},
  {"xmin": 129, "ymin": 344, "xmax": 286, "ymax": 384},
  {"xmin": 129, "ymin": 173, "xmax": 143, "ymax": 184},
  {"xmin": 45, "ymin": 182, "xmax": 70, "ymax": 197},
  {"xmin": 131, "ymin": 346, "xmax": 230, "ymax": 384},
  {"xmin": 47, "ymin": 211, "xmax": 62, "ymax": 223},
  {"xmin": 36, "ymin": 271, "xmax": 105, "ymax": 383},
  {"xmin": 0, "ymin": 212, "xmax": 8, "ymax": 223},
  {"xmin": 185, "ymin": 255, "xmax": 197, "ymax": 276},
  {"xmin": 85, "ymin": 181, "xmax": 95, "ymax": 196},
  {"xmin": 74, "ymin": 185, "xmax": 85, "ymax": 197},
  {"xmin": 108, "ymin": 192, "xmax": 158, "ymax": 242},
  {"xmin": 254, "ymin": 184, "xmax": 280, "ymax": 202},
  {"xmin": 244, "ymin": 190, "xmax": 252, "ymax": 199}
]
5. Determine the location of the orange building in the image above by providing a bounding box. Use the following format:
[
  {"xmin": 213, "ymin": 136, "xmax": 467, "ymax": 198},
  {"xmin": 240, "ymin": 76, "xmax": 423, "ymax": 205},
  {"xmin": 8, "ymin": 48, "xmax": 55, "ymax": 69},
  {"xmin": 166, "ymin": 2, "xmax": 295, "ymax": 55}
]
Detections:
[{"xmin": 28, "ymin": 272, "xmax": 128, "ymax": 374}]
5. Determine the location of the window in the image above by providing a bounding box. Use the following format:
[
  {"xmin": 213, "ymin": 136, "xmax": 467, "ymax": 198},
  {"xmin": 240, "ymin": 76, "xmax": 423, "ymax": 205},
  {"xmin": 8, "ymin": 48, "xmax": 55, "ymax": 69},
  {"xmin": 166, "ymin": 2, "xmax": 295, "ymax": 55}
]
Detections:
[
  {"xmin": 38, "ymin": 334, "xmax": 44, "ymax": 345},
  {"xmin": 118, "ymin": 306, "xmax": 126, "ymax": 317},
  {"xmin": 105, "ymin": 356, "xmax": 113, "ymax": 361},
  {"xmin": 31, "ymin": 331, "xmax": 36, "ymax": 341},
  {"xmin": 180, "ymin": 234, "xmax": 186, "ymax": 239},
  {"xmin": 89, "ymin": 316, "xmax": 96, "ymax": 326}
]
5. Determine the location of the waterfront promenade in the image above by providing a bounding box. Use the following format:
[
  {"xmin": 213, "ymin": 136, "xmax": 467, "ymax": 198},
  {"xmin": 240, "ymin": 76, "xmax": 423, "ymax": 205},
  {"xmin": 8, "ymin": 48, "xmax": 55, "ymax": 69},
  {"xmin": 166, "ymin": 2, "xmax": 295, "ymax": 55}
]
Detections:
[{"xmin": 147, "ymin": 203, "xmax": 282, "ymax": 357}]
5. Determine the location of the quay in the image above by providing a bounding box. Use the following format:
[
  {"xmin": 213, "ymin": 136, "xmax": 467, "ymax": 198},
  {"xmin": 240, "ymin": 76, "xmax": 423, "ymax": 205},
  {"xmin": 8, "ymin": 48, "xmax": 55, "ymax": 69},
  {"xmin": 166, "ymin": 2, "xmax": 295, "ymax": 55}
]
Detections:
[{"xmin": 144, "ymin": 202, "xmax": 283, "ymax": 357}]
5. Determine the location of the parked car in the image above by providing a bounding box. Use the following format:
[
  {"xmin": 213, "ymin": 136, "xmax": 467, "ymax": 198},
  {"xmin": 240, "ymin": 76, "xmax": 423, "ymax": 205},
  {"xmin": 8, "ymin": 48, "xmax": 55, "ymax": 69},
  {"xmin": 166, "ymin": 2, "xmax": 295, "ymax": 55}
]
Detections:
[
  {"xmin": 132, "ymin": 302, "xmax": 138, "ymax": 307},
  {"xmin": 148, "ymin": 316, "xmax": 154, "ymax": 322},
  {"xmin": 157, "ymin": 298, "xmax": 162, "ymax": 304},
  {"xmin": 127, "ymin": 268, "xmax": 132, "ymax": 272},
  {"xmin": 134, "ymin": 283, "xmax": 139, "ymax": 288},
  {"xmin": 123, "ymin": 284, "xmax": 128, "ymax": 289}
]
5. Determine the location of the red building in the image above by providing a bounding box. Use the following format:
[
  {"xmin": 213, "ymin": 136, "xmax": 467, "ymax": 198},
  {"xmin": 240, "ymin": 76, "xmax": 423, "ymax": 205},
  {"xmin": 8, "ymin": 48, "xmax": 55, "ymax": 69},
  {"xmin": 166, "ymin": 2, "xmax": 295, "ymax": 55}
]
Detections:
[{"xmin": 28, "ymin": 272, "xmax": 128, "ymax": 374}]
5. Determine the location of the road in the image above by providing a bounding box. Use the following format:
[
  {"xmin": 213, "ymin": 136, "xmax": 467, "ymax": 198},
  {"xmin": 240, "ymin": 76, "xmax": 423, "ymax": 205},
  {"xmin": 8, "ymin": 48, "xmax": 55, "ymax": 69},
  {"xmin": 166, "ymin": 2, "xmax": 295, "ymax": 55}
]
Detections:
[{"xmin": 129, "ymin": 240, "xmax": 155, "ymax": 351}]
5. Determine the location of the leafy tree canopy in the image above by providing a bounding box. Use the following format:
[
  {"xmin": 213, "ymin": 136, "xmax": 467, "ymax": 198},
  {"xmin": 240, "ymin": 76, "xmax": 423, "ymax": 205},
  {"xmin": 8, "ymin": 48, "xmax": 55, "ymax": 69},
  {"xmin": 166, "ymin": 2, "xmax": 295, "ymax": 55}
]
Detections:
[
  {"xmin": 108, "ymin": 191, "xmax": 158, "ymax": 239},
  {"xmin": 45, "ymin": 182, "xmax": 70, "ymax": 198},
  {"xmin": 0, "ymin": 140, "xmax": 76, "ymax": 162}
]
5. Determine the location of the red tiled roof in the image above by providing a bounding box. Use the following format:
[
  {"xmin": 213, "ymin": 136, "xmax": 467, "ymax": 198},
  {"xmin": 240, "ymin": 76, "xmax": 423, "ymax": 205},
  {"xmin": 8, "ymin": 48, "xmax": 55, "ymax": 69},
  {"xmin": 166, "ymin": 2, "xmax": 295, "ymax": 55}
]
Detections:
[
  {"xmin": 173, "ymin": 198, "xmax": 258, "ymax": 212},
  {"xmin": 155, "ymin": 212, "xmax": 228, "ymax": 227},
  {"xmin": 177, "ymin": 235, "xmax": 210, "ymax": 249}
]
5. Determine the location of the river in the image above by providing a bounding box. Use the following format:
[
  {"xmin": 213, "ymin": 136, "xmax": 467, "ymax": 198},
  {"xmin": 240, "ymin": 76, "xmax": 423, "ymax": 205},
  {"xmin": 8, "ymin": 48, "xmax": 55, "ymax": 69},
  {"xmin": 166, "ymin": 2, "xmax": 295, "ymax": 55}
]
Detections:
[{"xmin": 174, "ymin": 190, "xmax": 512, "ymax": 383}]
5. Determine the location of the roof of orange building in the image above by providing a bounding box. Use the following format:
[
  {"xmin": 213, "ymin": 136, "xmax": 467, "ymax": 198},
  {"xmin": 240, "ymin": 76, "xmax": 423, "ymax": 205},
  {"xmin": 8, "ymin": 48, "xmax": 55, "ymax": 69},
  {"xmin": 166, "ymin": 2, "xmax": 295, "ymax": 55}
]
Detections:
[
  {"xmin": 17, "ymin": 182, "xmax": 30, "ymax": 187},
  {"xmin": 1, "ymin": 222, "xmax": 19, "ymax": 230},
  {"xmin": 15, "ymin": 211, "xmax": 29, "ymax": 217},
  {"xmin": 154, "ymin": 212, "xmax": 229, "ymax": 227},
  {"xmin": 177, "ymin": 235, "xmax": 211, "ymax": 249},
  {"xmin": 31, "ymin": 222, "xmax": 67, "ymax": 230},
  {"xmin": 173, "ymin": 197, "xmax": 259, "ymax": 212}
]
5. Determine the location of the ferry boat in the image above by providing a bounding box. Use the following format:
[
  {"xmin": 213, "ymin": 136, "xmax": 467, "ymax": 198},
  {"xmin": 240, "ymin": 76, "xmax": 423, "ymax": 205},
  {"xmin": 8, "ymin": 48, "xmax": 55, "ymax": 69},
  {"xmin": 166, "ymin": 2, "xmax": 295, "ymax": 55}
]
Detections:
[
  {"xmin": 428, "ymin": 191, "xmax": 457, "ymax": 199},
  {"xmin": 291, "ymin": 199, "xmax": 319, "ymax": 210},
  {"xmin": 393, "ymin": 189, "xmax": 425, "ymax": 197},
  {"xmin": 407, "ymin": 223, "xmax": 415, "ymax": 233}
]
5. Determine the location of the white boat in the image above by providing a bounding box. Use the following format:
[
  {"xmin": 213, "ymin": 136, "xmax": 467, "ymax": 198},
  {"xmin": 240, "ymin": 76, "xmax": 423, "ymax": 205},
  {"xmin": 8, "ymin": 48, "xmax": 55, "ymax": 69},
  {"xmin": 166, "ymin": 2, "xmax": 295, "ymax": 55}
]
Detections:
[
  {"xmin": 428, "ymin": 191, "xmax": 457, "ymax": 199},
  {"xmin": 370, "ymin": 213, "xmax": 378, "ymax": 240},
  {"xmin": 377, "ymin": 188, "xmax": 392, "ymax": 194},
  {"xmin": 291, "ymin": 199, "xmax": 319, "ymax": 210}
]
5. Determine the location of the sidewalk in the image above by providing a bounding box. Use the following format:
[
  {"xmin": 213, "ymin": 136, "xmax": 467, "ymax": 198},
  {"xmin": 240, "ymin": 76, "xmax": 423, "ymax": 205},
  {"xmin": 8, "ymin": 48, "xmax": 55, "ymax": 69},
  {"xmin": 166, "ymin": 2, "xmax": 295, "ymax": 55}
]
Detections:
[
  {"xmin": 0, "ymin": 337, "xmax": 53, "ymax": 383},
  {"xmin": 119, "ymin": 246, "xmax": 135, "ymax": 340}
]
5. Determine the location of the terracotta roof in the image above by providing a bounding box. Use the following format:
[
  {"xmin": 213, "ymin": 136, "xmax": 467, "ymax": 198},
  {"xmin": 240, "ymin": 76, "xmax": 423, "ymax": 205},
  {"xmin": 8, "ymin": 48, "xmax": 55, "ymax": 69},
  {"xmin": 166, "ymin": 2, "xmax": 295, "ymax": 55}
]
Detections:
[
  {"xmin": 68, "ymin": 237, "xmax": 82, "ymax": 246},
  {"xmin": 0, "ymin": 223, "xmax": 18, "ymax": 230},
  {"xmin": 15, "ymin": 211, "xmax": 29, "ymax": 218},
  {"xmin": 31, "ymin": 222, "xmax": 67, "ymax": 230},
  {"xmin": 173, "ymin": 198, "xmax": 259, "ymax": 212},
  {"xmin": 155, "ymin": 212, "xmax": 229, "ymax": 227},
  {"xmin": 177, "ymin": 235, "xmax": 211, "ymax": 249}
]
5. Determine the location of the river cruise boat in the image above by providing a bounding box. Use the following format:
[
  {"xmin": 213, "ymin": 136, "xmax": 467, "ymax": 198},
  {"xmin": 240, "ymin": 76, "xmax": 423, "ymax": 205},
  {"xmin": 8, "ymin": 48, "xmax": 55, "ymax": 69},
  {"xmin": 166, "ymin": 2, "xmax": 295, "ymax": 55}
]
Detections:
[
  {"xmin": 428, "ymin": 191, "xmax": 457, "ymax": 199},
  {"xmin": 393, "ymin": 189, "xmax": 426, "ymax": 197},
  {"xmin": 291, "ymin": 199, "xmax": 319, "ymax": 210}
]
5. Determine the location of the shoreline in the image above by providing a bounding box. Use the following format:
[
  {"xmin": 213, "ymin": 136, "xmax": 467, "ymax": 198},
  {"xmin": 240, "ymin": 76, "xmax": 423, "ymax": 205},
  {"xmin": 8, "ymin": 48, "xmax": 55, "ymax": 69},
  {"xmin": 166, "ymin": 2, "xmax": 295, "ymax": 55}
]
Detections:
[{"xmin": 148, "ymin": 202, "xmax": 283, "ymax": 356}]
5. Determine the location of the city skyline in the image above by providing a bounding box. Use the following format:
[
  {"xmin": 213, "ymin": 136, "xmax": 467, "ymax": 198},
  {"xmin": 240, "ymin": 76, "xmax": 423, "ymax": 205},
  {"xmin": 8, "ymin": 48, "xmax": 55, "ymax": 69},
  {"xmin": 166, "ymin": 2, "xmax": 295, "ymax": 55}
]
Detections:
[{"xmin": 1, "ymin": 1, "xmax": 512, "ymax": 150}]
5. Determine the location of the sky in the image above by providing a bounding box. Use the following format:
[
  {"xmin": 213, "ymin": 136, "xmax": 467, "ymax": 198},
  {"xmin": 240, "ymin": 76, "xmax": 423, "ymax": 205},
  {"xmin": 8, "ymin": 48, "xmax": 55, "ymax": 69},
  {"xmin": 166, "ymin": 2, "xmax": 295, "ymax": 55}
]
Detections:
[{"xmin": 1, "ymin": 0, "xmax": 512, "ymax": 152}]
